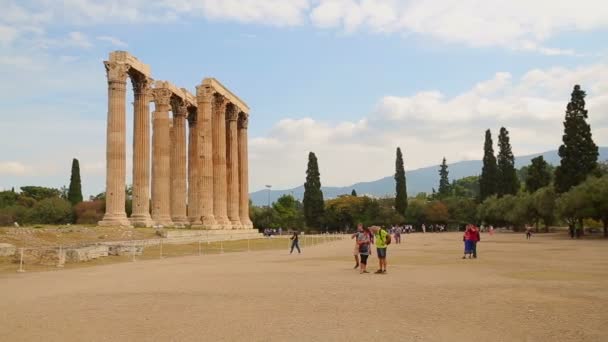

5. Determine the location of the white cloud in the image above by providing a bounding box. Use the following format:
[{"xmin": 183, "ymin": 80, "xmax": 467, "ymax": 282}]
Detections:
[
  {"xmin": 96, "ymin": 35, "xmax": 128, "ymax": 47},
  {"xmin": 249, "ymin": 62, "xmax": 608, "ymax": 191},
  {"xmin": 0, "ymin": 162, "xmax": 31, "ymax": 176},
  {"xmin": 3, "ymin": 1, "xmax": 607, "ymax": 54}
]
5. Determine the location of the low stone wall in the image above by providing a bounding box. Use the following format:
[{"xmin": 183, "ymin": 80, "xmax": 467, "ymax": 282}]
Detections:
[
  {"xmin": 65, "ymin": 245, "xmax": 110, "ymax": 262},
  {"xmin": 0, "ymin": 243, "xmax": 16, "ymax": 257},
  {"xmin": 12, "ymin": 248, "xmax": 65, "ymax": 266}
]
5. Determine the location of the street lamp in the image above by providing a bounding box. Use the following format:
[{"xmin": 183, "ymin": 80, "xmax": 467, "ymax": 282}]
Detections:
[{"xmin": 265, "ymin": 184, "xmax": 272, "ymax": 207}]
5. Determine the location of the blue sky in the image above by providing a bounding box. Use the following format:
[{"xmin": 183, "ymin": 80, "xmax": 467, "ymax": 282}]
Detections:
[{"xmin": 1, "ymin": 0, "xmax": 607, "ymax": 197}]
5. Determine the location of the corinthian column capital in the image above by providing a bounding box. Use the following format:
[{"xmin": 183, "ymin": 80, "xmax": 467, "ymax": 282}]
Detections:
[
  {"xmin": 104, "ymin": 61, "xmax": 129, "ymax": 83},
  {"xmin": 151, "ymin": 88, "xmax": 172, "ymax": 111},
  {"xmin": 238, "ymin": 112, "xmax": 249, "ymax": 129},
  {"xmin": 214, "ymin": 93, "xmax": 228, "ymax": 112},
  {"xmin": 226, "ymin": 104, "xmax": 239, "ymax": 121},
  {"xmin": 132, "ymin": 74, "xmax": 153, "ymax": 96},
  {"xmin": 196, "ymin": 85, "xmax": 215, "ymax": 103},
  {"xmin": 171, "ymin": 98, "xmax": 188, "ymax": 118}
]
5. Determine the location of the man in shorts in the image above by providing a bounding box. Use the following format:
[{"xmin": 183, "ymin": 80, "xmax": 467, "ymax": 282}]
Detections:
[{"xmin": 371, "ymin": 226, "xmax": 389, "ymax": 274}]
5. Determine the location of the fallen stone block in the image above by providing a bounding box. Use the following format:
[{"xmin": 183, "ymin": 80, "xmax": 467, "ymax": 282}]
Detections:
[
  {"xmin": 0, "ymin": 243, "xmax": 16, "ymax": 257},
  {"xmin": 108, "ymin": 244, "xmax": 144, "ymax": 256},
  {"xmin": 13, "ymin": 248, "xmax": 65, "ymax": 267},
  {"xmin": 65, "ymin": 245, "xmax": 109, "ymax": 262}
]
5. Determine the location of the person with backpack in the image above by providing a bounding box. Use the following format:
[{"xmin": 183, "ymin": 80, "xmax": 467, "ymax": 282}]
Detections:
[{"xmin": 370, "ymin": 226, "xmax": 390, "ymax": 274}]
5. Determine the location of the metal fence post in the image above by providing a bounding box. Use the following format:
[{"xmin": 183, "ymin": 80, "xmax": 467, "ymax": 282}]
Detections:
[
  {"xmin": 159, "ymin": 239, "xmax": 163, "ymax": 259},
  {"xmin": 17, "ymin": 248, "xmax": 25, "ymax": 273}
]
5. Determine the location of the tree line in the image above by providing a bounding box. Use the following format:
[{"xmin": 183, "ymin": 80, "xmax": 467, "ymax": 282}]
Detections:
[{"xmin": 252, "ymin": 85, "xmax": 607, "ymax": 237}]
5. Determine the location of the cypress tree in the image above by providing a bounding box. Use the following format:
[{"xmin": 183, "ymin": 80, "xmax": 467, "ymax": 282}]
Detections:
[
  {"xmin": 67, "ymin": 158, "xmax": 83, "ymax": 205},
  {"xmin": 438, "ymin": 157, "xmax": 451, "ymax": 198},
  {"xmin": 480, "ymin": 129, "xmax": 498, "ymax": 201},
  {"xmin": 497, "ymin": 127, "xmax": 519, "ymax": 196},
  {"xmin": 351, "ymin": 189, "xmax": 357, "ymax": 197},
  {"xmin": 395, "ymin": 147, "xmax": 408, "ymax": 215},
  {"xmin": 302, "ymin": 152, "xmax": 324, "ymax": 228},
  {"xmin": 525, "ymin": 156, "xmax": 551, "ymax": 193},
  {"xmin": 555, "ymin": 85, "xmax": 599, "ymax": 193}
]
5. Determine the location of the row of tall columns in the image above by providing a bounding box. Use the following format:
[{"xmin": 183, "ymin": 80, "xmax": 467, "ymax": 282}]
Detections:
[{"xmin": 99, "ymin": 60, "xmax": 253, "ymax": 229}]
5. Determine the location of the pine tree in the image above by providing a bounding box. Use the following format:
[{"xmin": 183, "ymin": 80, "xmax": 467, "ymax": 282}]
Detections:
[
  {"xmin": 395, "ymin": 147, "xmax": 408, "ymax": 215},
  {"xmin": 67, "ymin": 158, "xmax": 83, "ymax": 205},
  {"xmin": 303, "ymin": 152, "xmax": 324, "ymax": 228},
  {"xmin": 555, "ymin": 85, "xmax": 599, "ymax": 193},
  {"xmin": 438, "ymin": 157, "xmax": 451, "ymax": 198},
  {"xmin": 351, "ymin": 189, "xmax": 357, "ymax": 197},
  {"xmin": 480, "ymin": 129, "xmax": 498, "ymax": 201},
  {"xmin": 496, "ymin": 127, "xmax": 519, "ymax": 196},
  {"xmin": 525, "ymin": 156, "xmax": 551, "ymax": 193}
]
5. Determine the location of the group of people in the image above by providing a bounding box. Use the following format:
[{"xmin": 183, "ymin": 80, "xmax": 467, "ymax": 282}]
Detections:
[
  {"xmin": 352, "ymin": 224, "xmax": 390, "ymax": 274},
  {"xmin": 462, "ymin": 224, "xmax": 481, "ymax": 259}
]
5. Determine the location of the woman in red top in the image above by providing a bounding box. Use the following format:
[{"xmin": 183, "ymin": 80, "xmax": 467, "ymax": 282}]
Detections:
[
  {"xmin": 470, "ymin": 225, "xmax": 480, "ymax": 258},
  {"xmin": 462, "ymin": 225, "xmax": 474, "ymax": 259}
]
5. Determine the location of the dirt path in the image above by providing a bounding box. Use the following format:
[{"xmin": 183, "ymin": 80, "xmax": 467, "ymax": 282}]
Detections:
[{"xmin": 0, "ymin": 232, "xmax": 606, "ymax": 341}]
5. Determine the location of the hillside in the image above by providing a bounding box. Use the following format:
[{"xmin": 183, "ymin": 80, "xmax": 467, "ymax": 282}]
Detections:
[{"xmin": 250, "ymin": 147, "xmax": 608, "ymax": 205}]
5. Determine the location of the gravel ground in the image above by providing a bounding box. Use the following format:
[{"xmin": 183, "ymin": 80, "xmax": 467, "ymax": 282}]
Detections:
[{"xmin": 0, "ymin": 232, "xmax": 606, "ymax": 342}]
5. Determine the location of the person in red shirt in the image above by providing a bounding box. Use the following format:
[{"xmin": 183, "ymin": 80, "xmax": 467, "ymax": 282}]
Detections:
[
  {"xmin": 470, "ymin": 225, "xmax": 481, "ymax": 258},
  {"xmin": 462, "ymin": 225, "xmax": 473, "ymax": 259}
]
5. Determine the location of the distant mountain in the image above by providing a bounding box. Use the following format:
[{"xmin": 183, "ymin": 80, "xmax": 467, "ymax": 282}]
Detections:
[{"xmin": 250, "ymin": 147, "xmax": 608, "ymax": 206}]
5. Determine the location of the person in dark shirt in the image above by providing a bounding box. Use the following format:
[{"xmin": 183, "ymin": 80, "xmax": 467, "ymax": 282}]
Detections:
[{"xmin": 290, "ymin": 231, "xmax": 301, "ymax": 254}]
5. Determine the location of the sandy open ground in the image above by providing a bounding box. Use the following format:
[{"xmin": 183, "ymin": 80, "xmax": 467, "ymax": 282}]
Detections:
[{"xmin": 0, "ymin": 232, "xmax": 606, "ymax": 342}]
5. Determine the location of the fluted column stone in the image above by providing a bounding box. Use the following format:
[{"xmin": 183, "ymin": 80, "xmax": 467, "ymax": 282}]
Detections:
[
  {"xmin": 130, "ymin": 74, "xmax": 154, "ymax": 227},
  {"xmin": 99, "ymin": 61, "xmax": 131, "ymax": 227},
  {"xmin": 238, "ymin": 113, "xmax": 254, "ymax": 229},
  {"xmin": 226, "ymin": 105, "xmax": 242, "ymax": 229},
  {"xmin": 187, "ymin": 112, "xmax": 201, "ymax": 224},
  {"xmin": 195, "ymin": 85, "xmax": 218, "ymax": 228},
  {"xmin": 212, "ymin": 94, "xmax": 230, "ymax": 228},
  {"xmin": 170, "ymin": 100, "xmax": 188, "ymax": 226},
  {"xmin": 151, "ymin": 87, "xmax": 173, "ymax": 226}
]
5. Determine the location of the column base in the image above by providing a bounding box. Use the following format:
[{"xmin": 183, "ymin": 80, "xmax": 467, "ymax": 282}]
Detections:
[
  {"xmin": 130, "ymin": 214, "xmax": 154, "ymax": 228},
  {"xmin": 152, "ymin": 216, "xmax": 174, "ymax": 227},
  {"xmin": 229, "ymin": 219, "xmax": 242, "ymax": 230},
  {"xmin": 98, "ymin": 213, "xmax": 132, "ymax": 227},
  {"xmin": 214, "ymin": 216, "xmax": 231, "ymax": 230},
  {"xmin": 240, "ymin": 219, "xmax": 254, "ymax": 230},
  {"xmin": 171, "ymin": 216, "xmax": 189, "ymax": 228}
]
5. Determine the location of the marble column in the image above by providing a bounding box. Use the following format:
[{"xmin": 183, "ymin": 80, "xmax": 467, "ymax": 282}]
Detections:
[
  {"xmin": 130, "ymin": 74, "xmax": 154, "ymax": 227},
  {"xmin": 99, "ymin": 61, "xmax": 131, "ymax": 227},
  {"xmin": 238, "ymin": 113, "xmax": 254, "ymax": 229},
  {"xmin": 195, "ymin": 85, "xmax": 217, "ymax": 228},
  {"xmin": 170, "ymin": 100, "xmax": 188, "ymax": 226},
  {"xmin": 187, "ymin": 112, "xmax": 201, "ymax": 225},
  {"xmin": 226, "ymin": 105, "xmax": 242, "ymax": 229},
  {"xmin": 212, "ymin": 93, "xmax": 231, "ymax": 228},
  {"xmin": 151, "ymin": 87, "xmax": 173, "ymax": 226}
]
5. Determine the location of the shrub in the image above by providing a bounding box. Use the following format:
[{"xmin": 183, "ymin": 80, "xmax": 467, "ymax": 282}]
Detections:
[
  {"xmin": 74, "ymin": 200, "xmax": 105, "ymax": 224},
  {"xmin": 30, "ymin": 197, "xmax": 73, "ymax": 224}
]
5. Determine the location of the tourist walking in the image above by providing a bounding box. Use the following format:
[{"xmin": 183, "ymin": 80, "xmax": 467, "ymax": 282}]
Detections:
[
  {"xmin": 356, "ymin": 225, "xmax": 371, "ymax": 274},
  {"xmin": 525, "ymin": 226, "xmax": 533, "ymax": 240},
  {"xmin": 394, "ymin": 227, "xmax": 401, "ymax": 244},
  {"xmin": 290, "ymin": 231, "xmax": 301, "ymax": 254},
  {"xmin": 371, "ymin": 226, "xmax": 390, "ymax": 274}
]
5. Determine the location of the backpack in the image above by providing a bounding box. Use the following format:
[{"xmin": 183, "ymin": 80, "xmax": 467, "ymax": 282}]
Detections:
[{"xmin": 379, "ymin": 229, "xmax": 391, "ymax": 245}]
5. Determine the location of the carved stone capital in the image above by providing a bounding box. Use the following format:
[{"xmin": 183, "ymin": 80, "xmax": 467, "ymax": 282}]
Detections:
[
  {"xmin": 104, "ymin": 61, "xmax": 129, "ymax": 83},
  {"xmin": 132, "ymin": 75, "xmax": 152, "ymax": 96},
  {"xmin": 214, "ymin": 93, "xmax": 228, "ymax": 114},
  {"xmin": 151, "ymin": 88, "xmax": 172, "ymax": 108},
  {"xmin": 171, "ymin": 97, "xmax": 188, "ymax": 117},
  {"xmin": 238, "ymin": 113, "xmax": 249, "ymax": 129},
  {"xmin": 196, "ymin": 85, "xmax": 215, "ymax": 103},
  {"xmin": 226, "ymin": 104, "xmax": 239, "ymax": 121}
]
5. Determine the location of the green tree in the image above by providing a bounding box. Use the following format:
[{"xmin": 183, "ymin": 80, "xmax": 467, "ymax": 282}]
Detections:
[
  {"xmin": 525, "ymin": 156, "xmax": 552, "ymax": 193},
  {"xmin": 272, "ymin": 195, "xmax": 305, "ymax": 230},
  {"xmin": 351, "ymin": 189, "xmax": 357, "ymax": 197},
  {"xmin": 395, "ymin": 147, "xmax": 408, "ymax": 216},
  {"xmin": 438, "ymin": 157, "xmax": 451, "ymax": 198},
  {"xmin": 532, "ymin": 186, "xmax": 557, "ymax": 232},
  {"xmin": 480, "ymin": 129, "xmax": 498, "ymax": 201},
  {"xmin": 444, "ymin": 197, "xmax": 477, "ymax": 226},
  {"xmin": 19, "ymin": 186, "xmax": 61, "ymax": 201},
  {"xmin": 555, "ymin": 85, "xmax": 599, "ymax": 193},
  {"xmin": 67, "ymin": 158, "xmax": 83, "ymax": 205},
  {"xmin": 302, "ymin": 152, "xmax": 324, "ymax": 228},
  {"xmin": 497, "ymin": 127, "xmax": 519, "ymax": 196},
  {"xmin": 567, "ymin": 176, "xmax": 608, "ymax": 237},
  {"xmin": 30, "ymin": 197, "xmax": 73, "ymax": 224},
  {"xmin": 424, "ymin": 201, "xmax": 449, "ymax": 223},
  {"xmin": 452, "ymin": 176, "xmax": 480, "ymax": 199},
  {"xmin": 404, "ymin": 199, "xmax": 427, "ymax": 226}
]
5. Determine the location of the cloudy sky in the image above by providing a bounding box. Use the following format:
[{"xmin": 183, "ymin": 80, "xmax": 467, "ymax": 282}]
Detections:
[{"xmin": 1, "ymin": 0, "xmax": 607, "ymax": 197}]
